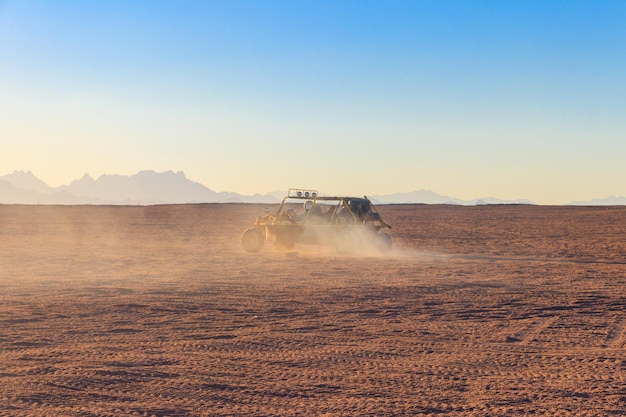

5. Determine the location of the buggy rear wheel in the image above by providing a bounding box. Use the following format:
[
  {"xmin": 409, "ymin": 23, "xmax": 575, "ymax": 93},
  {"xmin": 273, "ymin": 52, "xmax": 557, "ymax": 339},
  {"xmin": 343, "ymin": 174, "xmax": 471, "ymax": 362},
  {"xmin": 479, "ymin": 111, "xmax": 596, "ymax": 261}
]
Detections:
[
  {"xmin": 241, "ymin": 228, "xmax": 265, "ymax": 253},
  {"xmin": 374, "ymin": 232, "xmax": 392, "ymax": 252}
]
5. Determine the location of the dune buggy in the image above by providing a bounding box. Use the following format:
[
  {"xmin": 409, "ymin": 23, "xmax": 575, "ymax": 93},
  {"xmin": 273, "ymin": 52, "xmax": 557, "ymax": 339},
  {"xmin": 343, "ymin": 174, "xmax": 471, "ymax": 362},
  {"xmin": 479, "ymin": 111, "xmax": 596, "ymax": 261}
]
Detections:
[{"xmin": 241, "ymin": 189, "xmax": 392, "ymax": 253}]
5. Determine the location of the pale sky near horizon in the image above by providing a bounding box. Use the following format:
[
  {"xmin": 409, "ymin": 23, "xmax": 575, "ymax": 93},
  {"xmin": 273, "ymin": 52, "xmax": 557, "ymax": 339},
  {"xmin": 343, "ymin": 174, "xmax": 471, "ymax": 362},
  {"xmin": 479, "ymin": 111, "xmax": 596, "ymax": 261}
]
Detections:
[{"xmin": 1, "ymin": 1, "xmax": 625, "ymax": 204}]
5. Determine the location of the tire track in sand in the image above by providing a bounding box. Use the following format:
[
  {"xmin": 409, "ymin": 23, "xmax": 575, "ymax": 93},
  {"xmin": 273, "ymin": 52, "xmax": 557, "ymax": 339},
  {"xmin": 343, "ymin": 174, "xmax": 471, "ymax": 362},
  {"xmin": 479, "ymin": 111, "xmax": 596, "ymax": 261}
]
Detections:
[
  {"xmin": 516, "ymin": 316, "xmax": 560, "ymax": 346},
  {"xmin": 605, "ymin": 317, "xmax": 626, "ymax": 349}
]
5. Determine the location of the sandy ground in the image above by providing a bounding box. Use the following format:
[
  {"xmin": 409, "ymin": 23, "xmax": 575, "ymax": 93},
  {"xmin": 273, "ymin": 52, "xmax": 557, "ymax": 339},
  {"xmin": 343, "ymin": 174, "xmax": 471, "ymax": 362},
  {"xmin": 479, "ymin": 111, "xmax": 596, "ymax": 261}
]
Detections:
[{"xmin": 1, "ymin": 203, "xmax": 625, "ymax": 416}]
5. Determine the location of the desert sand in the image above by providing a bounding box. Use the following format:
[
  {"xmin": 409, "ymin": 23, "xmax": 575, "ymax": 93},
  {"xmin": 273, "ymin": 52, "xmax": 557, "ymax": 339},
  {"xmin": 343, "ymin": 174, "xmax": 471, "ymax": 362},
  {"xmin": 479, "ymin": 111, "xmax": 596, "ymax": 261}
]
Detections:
[{"xmin": 1, "ymin": 203, "xmax": 625, "ymax": 416}]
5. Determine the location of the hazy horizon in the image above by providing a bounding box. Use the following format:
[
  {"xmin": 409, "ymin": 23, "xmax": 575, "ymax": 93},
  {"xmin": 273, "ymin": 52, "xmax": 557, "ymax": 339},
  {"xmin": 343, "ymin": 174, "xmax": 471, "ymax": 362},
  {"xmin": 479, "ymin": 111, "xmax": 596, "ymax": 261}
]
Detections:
[{"xmin": 2, "ymin": 1, "xmax": 625, "ymax": 204}]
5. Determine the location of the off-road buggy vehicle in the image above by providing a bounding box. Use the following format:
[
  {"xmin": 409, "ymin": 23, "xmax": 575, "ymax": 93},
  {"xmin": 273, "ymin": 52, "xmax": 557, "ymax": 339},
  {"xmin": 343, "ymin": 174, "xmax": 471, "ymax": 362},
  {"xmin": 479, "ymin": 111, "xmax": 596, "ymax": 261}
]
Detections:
[{"xmin": 241, "ymin": 189, "xmax": 392, "ymax": 253}]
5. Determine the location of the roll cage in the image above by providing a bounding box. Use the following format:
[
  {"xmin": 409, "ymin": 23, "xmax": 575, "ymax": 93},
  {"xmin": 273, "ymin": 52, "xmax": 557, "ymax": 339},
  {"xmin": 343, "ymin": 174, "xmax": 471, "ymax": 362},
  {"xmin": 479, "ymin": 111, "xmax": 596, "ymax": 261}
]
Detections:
[{"xmin": 272, "ymin": 189, "xmax": 391, "ymax": 228}]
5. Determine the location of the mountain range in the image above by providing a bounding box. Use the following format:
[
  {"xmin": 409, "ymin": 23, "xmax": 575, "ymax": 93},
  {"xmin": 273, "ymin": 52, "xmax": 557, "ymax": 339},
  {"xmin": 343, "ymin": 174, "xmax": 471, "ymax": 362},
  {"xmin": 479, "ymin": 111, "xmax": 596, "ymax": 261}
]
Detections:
[
  {"xmin": 0, "ymin": 170, "xmax": 279, "ymax": 205},
  {"xmin": 0, "ymin": 170, "xmax": 622, "ymax": 206}
]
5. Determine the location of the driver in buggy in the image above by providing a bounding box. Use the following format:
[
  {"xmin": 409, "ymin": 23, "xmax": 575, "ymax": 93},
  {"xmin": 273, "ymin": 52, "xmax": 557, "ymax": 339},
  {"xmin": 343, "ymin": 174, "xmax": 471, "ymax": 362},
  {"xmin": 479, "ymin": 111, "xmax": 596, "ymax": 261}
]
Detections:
[
  {"xmin": 286, "ymin": 200, "xmax": 313, "ymax": 223},
  {"xmin": 287, "ymin": 200, "xmax": 326, "ymax": 223}
]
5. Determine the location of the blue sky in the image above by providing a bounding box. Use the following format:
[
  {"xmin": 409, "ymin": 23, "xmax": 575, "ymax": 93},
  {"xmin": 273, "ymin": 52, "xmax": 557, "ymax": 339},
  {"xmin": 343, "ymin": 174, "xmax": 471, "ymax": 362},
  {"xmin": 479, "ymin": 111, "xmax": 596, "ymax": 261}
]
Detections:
[{"xmin": 1, "ymin": 1, "xmax": 625, "ymax": 203}]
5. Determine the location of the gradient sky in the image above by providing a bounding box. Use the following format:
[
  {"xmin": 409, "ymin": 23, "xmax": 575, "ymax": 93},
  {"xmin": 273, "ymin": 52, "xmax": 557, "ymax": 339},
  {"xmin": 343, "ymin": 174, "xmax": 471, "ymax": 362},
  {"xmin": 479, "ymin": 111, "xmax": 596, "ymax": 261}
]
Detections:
[{"xmin": 1, "ymin": 0, "xmax": 625, "ymax": 204}]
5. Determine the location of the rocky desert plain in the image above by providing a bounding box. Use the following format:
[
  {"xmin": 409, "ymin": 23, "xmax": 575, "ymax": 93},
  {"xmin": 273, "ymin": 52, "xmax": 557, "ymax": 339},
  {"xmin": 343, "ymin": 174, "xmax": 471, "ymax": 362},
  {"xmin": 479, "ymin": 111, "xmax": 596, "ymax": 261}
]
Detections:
[{"xmin": 1, "ymin": 203, "xmax": 625, "ymax": 416}]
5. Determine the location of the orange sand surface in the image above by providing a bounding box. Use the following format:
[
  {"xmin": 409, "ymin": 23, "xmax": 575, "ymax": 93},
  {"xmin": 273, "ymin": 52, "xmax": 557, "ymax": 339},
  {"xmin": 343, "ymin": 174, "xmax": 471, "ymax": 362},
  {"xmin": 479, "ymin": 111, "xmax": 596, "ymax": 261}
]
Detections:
[{"xmin": 1, "ymin": 204, "xmax": 625, "ymax": 416}]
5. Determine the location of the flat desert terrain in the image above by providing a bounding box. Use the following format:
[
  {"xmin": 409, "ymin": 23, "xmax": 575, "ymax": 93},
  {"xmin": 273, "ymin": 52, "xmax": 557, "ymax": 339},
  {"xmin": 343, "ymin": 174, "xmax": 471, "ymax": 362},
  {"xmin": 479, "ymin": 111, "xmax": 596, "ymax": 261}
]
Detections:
[{"xmin": 1, "ymin": 203, "xmax": 625, "ymax": 416}]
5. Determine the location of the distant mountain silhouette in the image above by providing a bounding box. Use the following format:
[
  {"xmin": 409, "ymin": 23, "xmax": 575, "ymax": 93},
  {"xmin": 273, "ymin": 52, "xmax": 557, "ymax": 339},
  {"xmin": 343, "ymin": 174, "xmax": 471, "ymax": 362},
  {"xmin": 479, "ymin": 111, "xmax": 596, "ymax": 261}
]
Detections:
[
  {"xmin": 0, "ymin": 176, "xmax": 95, "ymax": 204},
  {"xmin": 370, "ymin": 190, "xmax": 533, "ymax": 206},
  {"xmin": 61, "ymin": 171, "xmax": 224, "ymax": 204},
  {"xmin": 371, "ymin": 190, "xmax": 457, "ymax": 205},
  {"xmin": 3, "ymin": 169, "xmax": 605, "ymax": 206},
  {"xmin": 569, "ymin": 196, "xmax": 626, "ymax": 205},
  {"xmin": 0, "ymin": 170, "xmax": 279, "ymax": 205},
  {"xmin": 1, "ymin": 170, "xmax": 54, "ymax": 194}
]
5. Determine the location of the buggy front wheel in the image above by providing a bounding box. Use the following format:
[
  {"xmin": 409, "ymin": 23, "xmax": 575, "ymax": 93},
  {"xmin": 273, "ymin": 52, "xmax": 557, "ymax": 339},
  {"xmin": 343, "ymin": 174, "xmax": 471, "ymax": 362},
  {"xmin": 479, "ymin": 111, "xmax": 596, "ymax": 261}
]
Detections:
[{"xmin": 241, "ymin": 228, "xmax": 265, "ymax": 253}]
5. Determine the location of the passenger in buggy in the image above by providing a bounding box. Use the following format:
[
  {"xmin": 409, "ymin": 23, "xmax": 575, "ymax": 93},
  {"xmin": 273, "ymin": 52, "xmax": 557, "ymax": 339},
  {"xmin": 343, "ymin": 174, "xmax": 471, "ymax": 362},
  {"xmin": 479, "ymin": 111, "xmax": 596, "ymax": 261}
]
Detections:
[
  {"xmin": 287, "ymin": 200, "xmax": 313, "ymax": 223},
  {"xmin": 348, "ymin": 200, "xmax": 371, "ymax": 218},
  {"xmin": 307, "ymin": 204, "xmax": 326, "ymax": 224}
]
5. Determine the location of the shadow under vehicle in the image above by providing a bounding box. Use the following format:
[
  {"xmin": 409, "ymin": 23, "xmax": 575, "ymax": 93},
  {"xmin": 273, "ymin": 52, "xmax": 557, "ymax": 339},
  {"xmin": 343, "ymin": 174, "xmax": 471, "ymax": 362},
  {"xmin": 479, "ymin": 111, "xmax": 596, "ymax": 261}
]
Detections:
[{"xmin": 241, "ymin": 189, "xmax": 392, "ymax": 253}]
